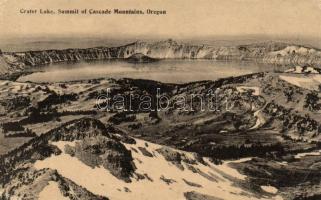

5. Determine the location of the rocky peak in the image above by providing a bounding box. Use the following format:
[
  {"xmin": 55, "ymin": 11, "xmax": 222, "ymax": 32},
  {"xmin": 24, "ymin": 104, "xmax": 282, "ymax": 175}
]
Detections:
[{"xmin": 49, "ymin": 117, "xmax": 112, "ymax": 141}]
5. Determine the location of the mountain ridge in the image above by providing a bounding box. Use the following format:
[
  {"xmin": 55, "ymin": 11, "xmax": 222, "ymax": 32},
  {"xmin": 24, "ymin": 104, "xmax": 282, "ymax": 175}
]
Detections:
[{"xmin": 1, "ymin": 39, "xmax": 321, "ymax": 75}]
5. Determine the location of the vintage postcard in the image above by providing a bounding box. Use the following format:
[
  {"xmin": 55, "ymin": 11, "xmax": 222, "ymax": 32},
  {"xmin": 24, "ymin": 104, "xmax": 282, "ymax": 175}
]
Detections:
[{"xmin": 0, "ymin": 0, "xmax": 321, "ymax": 199}]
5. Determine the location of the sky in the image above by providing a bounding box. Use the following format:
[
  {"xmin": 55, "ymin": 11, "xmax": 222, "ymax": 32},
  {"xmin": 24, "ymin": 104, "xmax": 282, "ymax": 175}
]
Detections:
[{"xmin": 0, "ymin": 0, "xmax": 321, "ymax": 42}]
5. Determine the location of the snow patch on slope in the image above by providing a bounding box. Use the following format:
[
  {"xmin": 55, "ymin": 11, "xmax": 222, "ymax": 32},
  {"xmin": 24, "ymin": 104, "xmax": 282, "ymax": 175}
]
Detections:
[
  {"xmin": 279, "ymin": 75, "xmax": 321, "ymax": 90},
  {"xmin": 261, "ymin": 185, "xmax": 278, "ymax": 194}
]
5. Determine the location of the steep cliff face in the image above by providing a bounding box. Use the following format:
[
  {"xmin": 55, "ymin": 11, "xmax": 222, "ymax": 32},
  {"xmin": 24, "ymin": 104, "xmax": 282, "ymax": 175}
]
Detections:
[
  {"xmin": 102, "ymin": 40, "xmax": 321, "ymax": 67},
  {"xmin": 0, "ymin": 54, "xmax": 25, "ymax": 75},
  {"xmin": 263, "ymin": 45, "xmax": 321, "ymax": 66},
  {"xmin": 1, "ymin": 40, "xmax": 321, "ymax": 75}
]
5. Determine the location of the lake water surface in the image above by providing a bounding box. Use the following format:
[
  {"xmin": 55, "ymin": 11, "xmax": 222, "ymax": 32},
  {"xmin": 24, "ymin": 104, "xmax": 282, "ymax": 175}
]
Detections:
[{"xmin": 18, "ymin": 59, "xmax": 284, "ymax": 83}]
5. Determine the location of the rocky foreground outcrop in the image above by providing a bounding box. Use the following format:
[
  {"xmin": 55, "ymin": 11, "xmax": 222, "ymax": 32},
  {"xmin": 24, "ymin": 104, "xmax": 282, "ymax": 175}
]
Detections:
[
  {"xmin": 0, "ymin": 118, "xmax": 136, "ymax": 199},
  {"xmin": 1, "ymin": 39, "xmax": 321, "ymax": 75},
  {"xmin": 0, "ymin": 118, "xmax": 135, "ymax": 183},
  {"xmin": 1, "ymin": 168, "xmax": 108, "ymax": 200},
  {"xmin": 64, "ymin": 135, "xmax": 135, "ymax": 182},
  {"xmin": 0, "ymin": 117, "xmax": 285, "ymax": 200}
]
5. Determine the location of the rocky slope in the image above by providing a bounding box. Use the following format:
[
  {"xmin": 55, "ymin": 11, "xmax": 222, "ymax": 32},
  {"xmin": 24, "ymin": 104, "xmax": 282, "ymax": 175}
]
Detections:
[
  {"xmin": 0, "ymin": 71, "xmax": 320, "ymax": 199},
  {"xmin": 0, "ymin": 117, "xmax": 285, "ymax": 200},
  {"xmin": 1, "ymin": 40, "xmax": 321, "ymax": 75},
  {"xmin": 0, "ymin": 71, "xmax": 320, "ymax": 156}
]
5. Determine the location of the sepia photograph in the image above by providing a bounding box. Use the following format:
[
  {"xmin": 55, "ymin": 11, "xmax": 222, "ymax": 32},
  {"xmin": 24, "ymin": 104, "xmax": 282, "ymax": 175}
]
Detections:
[{"xmin": 0, "ymin": 0, "xmax": 321, "ymax": 199}]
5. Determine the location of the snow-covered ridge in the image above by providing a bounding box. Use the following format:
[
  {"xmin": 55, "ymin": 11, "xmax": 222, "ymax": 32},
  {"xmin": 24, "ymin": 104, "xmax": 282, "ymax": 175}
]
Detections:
[{"xmin": 34, "ymin": 139, "xmax": 283, "ymax": 200}]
